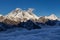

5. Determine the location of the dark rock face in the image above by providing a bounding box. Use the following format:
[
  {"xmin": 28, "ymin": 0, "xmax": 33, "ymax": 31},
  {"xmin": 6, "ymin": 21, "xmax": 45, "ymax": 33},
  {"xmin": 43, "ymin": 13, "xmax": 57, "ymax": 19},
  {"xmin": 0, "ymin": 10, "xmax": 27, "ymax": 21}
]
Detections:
[
  {"xmin": 45, "ymin": 20, "xmax": 57, "ymax": 26},
  {"xmin": 0, "ymin": 20, "xmax": 41, "ymax": 31},
  {"xmin": 18, "ymin": 20, "xmax": 41, "ymax": 30},
  {"xmin": 0, "ymin": 22, "xmax": 19, "ymax": 31},
  {"xmin": 38, "ymin": 17, "xmax": 48, "ymax": 23},
  {"xmin": 0, "ymin": 22, "xmax": 6, "ymax": 31},
  {"xmin": 0, "ymin": 19, "xmax": 59, "ymax": 31}
]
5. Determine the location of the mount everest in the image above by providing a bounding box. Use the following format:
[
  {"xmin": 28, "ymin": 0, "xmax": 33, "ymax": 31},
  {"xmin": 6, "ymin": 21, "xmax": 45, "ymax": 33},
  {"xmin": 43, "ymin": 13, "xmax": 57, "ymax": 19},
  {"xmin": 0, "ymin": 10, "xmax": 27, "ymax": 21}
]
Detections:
[
  {"xmin": 0, "ymin": 8, "xmax": 60, "ymax": 40},
  {"xmin": 0, "ymin": 8, "xmax": 58, "ymax": 23},
  {"xmin": 0, "ymin": 8, "xmax": 60, "ymax": 31}
]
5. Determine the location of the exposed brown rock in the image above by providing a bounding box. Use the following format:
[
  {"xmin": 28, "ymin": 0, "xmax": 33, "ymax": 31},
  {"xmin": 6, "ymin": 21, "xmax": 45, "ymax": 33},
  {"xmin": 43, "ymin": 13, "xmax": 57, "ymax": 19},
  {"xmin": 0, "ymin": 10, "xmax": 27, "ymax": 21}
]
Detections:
[
  {"xmin": 0, "ymin": 16, "xmax": 5, "ymax": 22},
  {"xmin": 38, "ymin": 17, "xmax": 48, "ymax": 23},
  {"xmin": 3, "ymin": 18, "xmax": 20, "ymax": 25}
]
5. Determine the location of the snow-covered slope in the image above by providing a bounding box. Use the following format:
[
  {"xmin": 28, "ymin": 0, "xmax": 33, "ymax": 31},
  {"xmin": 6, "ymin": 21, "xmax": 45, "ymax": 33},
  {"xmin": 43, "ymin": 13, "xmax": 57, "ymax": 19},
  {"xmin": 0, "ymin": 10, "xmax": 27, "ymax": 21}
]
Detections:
[
  {"xmin": 0, "ymin": 8, "xmax": 60, "ymax": 28},
  {"xmin": 6, "ymin": 8, "xmax": 39, "ymax": 22},
  {"xmin": 0, "ymin": 8, "xmax": 59, "ymax": 25},
  {"xmin": 45, "ymin": 14, "xmax": 58, "ymax": 20}
]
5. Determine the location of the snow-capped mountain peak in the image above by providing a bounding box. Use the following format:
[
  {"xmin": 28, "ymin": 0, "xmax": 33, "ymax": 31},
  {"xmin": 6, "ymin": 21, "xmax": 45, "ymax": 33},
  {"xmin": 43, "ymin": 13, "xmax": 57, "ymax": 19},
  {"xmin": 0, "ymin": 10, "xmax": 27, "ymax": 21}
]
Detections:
[
  {"xmin": 6, "ymin": 8, "xmax": 39, "ymax": 22},
  {"xmin": 15, "ymin": 8, "xmax": 21, "ymax": 10},
  {"xmin": 0, "ymin": 8, "xmax": 59, "ymax": 25},
  {"xmin": 45, "ymin": 14, "xmax": 58, "ymax": 20},
  {"xmin": 49, "ymin": 14, "xmax": 57, "ymax": 18}
]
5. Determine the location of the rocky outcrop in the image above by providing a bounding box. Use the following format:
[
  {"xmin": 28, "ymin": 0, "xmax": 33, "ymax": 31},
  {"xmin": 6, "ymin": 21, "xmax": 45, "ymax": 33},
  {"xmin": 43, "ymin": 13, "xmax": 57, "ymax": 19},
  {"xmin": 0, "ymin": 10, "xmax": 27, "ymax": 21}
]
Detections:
[
  {"xmin": 38, "ymin": 16, "xmax": 48, "ymax": 23},
  {"xmin": 18, "ymin": 20, "xmax": 41, "ymax": 30},
  {"xmin": 0, "ymin": 20, "xmax": 41, "ymax": 31},
  {"xmin": 45, "ymin": 20, "xmax": 57, "ymax": 26}
]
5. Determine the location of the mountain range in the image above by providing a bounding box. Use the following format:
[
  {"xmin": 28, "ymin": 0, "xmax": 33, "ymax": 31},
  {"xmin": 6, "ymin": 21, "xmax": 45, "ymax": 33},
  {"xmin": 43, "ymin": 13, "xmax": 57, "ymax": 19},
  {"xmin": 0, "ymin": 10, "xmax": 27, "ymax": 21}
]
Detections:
[{"xmin": 0, "ymin": 8, "xmax": 60, "ymax": 31}]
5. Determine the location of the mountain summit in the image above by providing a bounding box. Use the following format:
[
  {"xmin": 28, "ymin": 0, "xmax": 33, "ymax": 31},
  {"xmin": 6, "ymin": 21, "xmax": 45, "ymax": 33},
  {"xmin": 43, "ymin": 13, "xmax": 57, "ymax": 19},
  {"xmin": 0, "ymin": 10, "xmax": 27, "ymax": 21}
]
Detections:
[
  {"xmin": 0, "ymin": 8, "xmax": 60, "ymax": 31},
  {"xmin": 45, "ymin": 14, "xmax": 58, "ymax": 20},
  {"xmin": 0, "ymin": 8, "xmax": 59, "ymax": 25},
  {"xmin": 6, "ymin": 8, "xmax": 39, "ymax": 22}
]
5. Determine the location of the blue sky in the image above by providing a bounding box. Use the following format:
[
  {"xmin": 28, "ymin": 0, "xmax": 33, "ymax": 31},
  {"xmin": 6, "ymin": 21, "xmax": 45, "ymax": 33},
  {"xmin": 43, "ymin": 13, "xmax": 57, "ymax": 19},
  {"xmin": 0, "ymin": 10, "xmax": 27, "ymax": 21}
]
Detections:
[{"xmin": 0, "ymin": 0, "xmax": 60, "ymax": 17}]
